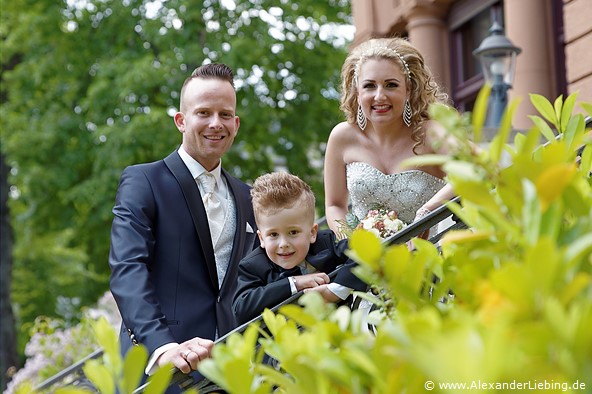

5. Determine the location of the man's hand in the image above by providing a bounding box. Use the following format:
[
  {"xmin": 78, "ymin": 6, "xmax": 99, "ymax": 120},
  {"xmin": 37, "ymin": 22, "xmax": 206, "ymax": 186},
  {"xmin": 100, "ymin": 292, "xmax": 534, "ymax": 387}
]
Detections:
[
  {"xmin": 304, "ymin": 284, "xmax": 340, "ymax": 303},
  {"xmin": 156, "ymin": 337, "xmax": 214, "ymax": 374},
  {"xmin": 293, "ymin": 272, "xmax": 330, "ymax": 291}
]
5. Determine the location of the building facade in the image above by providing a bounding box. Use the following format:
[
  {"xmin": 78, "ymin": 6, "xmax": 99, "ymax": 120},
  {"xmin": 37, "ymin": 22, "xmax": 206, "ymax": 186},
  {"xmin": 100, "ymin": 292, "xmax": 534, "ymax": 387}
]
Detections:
[{"xmin": 351, "ymin": 0, "xmax": 591, "ymax": 130}]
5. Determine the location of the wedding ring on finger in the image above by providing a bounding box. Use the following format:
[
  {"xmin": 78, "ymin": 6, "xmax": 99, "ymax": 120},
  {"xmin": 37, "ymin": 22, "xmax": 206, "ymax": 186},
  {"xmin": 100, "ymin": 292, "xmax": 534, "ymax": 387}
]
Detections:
[{"xmin": 183, "ymin": 350, "xmax": 192, "ymax": 359}]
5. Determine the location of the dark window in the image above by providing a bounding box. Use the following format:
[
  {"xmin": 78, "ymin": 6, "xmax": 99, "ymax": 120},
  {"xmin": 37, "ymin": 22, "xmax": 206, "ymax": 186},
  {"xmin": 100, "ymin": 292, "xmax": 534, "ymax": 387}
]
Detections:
[{"xmin": 448, "ymin": 1, "xmax": 503, "ymax": 112}]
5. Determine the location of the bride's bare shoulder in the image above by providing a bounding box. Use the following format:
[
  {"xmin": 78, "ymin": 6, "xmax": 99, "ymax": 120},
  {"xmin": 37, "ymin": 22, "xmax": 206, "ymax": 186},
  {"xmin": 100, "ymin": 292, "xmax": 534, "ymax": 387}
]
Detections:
[{"xmin": 328, "ymin": 122, "xmax": 359, "ymax": 144}]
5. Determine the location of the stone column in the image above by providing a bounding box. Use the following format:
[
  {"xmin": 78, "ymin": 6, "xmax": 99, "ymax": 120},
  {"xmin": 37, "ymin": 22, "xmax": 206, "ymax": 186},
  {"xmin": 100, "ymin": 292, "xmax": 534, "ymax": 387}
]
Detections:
[
  {"xmin": 406, "ymin": 6, "xmax": 451, "ymax": 94},
  {"xmin": 505, "ymin": 0, "xmax": 554, "ymax": 130}
]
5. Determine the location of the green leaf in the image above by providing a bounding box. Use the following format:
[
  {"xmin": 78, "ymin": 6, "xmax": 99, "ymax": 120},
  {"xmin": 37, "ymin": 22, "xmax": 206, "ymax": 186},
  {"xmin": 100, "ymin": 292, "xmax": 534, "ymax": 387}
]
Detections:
[
  {"xmin": 83, "ymin": 360, "xmax": 115, "ymax": 394},
  {"xmin": 530, "ymin": 93, "xmax": 558, "ymax": 125},
  {"xmin": 580, "ymin": 102, "xmax": 592, "ymax": 115},
  {"xmin": 489, "ymin": 98, "xmax": 520, "ymax": 163},
  {"xmin": 348, "ymin": 229, "xmax": 383, "ymax": 270},
  {"xmin": 143, "ymin": 365, "xmax": 174, "ymax": 394},
  {"xmin": 528, "ymin": 115, "xmax": 557, "ymax": 142},
  {"xmin": 91, "ymin": 317, "xmax": 121, "ymax": 370},
  {"xmin": 580, "ymin": 145, "xmax": 592, "ymax": 175},
  {"xmin": 225, "ymin": 358, "xmax": 255, "ymax": 394},
  {"xmin": 199, "ymin": 359, "xmax": 230, "ymax": 392},
  {"xmin": 54, "ymin": 388, "xmax": 92, "ymax": 394},
  {"xmin": 564, "ymin": 232, "xmax": 592, "ymax": 268},
  {"xmin": 560, "ymin": 92, "xmax": 578, "ymax": 133},
  {"xmin": 401, "ymin": 154, "xmax": 450, "ymax": 169},
  {"xmin": 538, "ymin": 199, "xmax": 561, "ymax": 240},
  {"xmin": 554, "ymin": 94, "xmax": 564, "ymax": 131},
  {"xmin": 443, "ymin": 160, "xmax": 484, "ymax": 182},
  {"xmin": 121, "ymin": 345, "xmax": 148, "ymax": 394},
  {"xmin": 564, "ymin": 114, "xmax": 585, "ymax": 153},
  {"xmin": 560, "ymin": 272, "xmax": 591, "ymax": 305},
  {"xmin": 472, "ymin": 84, "xmax": 492, "ymax": 143},
  {"xmin": 521, "ymin": 179, "xmax": 541, "ymax": 245}
]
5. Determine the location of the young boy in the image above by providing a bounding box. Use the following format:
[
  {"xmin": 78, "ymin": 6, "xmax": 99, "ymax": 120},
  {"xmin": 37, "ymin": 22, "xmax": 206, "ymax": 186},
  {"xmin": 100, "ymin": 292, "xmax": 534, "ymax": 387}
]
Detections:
[{"xmin": 232, "ymin": 172, "xmax": 367, "ymax": 324}]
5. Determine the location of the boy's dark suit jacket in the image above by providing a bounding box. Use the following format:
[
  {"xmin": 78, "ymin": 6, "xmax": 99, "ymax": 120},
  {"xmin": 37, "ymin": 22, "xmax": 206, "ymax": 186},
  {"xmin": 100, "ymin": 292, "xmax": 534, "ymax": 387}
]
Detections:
[
  {"xmin": 109, "ymin": 151, "xmax": 258, "ymax": 376},
  {"xmin": 232, "ymin": 229, "xmax": 367, "ymax": 324}
]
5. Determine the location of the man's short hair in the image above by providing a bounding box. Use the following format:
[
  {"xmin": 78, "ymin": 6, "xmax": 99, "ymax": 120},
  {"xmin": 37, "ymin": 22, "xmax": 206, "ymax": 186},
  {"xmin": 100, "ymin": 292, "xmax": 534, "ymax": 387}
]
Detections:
[{"xmin": 179, "ymin": 63, "xmax": 235, "ymax": 110}]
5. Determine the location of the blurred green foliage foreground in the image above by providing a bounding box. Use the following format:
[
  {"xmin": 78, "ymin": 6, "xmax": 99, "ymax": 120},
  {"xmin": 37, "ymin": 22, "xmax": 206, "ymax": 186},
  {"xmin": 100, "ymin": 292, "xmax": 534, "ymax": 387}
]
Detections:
[{"xmin": 11, "ymin": 89, "xmax": 592, "ymax": 393}]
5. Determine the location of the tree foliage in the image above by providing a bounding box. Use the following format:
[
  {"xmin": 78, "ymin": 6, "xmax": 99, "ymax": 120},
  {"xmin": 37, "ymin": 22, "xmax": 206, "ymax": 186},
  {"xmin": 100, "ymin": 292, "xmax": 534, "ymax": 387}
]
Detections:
[{"xmin": 0, "ymin": 0, "xmax": 352, "ymax": 352}]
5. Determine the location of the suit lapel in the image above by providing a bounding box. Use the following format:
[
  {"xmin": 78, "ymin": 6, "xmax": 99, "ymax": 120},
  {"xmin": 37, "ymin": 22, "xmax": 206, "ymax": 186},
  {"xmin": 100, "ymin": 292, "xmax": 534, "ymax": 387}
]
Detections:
[{"xmin": 164, "ymin": 151, "xmax": 219, "ymax": 290}]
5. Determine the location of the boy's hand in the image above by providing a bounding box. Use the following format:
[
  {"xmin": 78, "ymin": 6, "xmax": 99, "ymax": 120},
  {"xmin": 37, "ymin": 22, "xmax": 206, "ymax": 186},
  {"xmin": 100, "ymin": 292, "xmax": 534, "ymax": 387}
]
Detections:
[
  {"xmin": 304, "ymin": 284, "xmax": 340, "ymax": 303},
  {"xmin": 293, "ymin": 272, "xmax": 330, "ymax": 291}
]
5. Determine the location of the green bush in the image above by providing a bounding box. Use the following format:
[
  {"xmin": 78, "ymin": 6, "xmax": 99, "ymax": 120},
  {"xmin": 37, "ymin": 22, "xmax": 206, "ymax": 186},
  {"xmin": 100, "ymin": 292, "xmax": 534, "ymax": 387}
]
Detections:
[
  {"xmin": 198, "ymin": 90, "xmax": 592, "ymax": 393},
  {"xmin": 9, "ymin": 90, "xmax": 591, "ymax": 393}
]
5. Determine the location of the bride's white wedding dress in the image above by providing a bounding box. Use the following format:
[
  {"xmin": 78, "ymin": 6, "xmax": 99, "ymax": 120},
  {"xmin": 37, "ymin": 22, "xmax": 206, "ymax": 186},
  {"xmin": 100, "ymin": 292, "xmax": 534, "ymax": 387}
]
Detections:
[
  {"xmin": 346, "ymin": 162, "xmax": 447, "ymax": 333},
  {"xmin": 346, "ymin": 161, "xmax": 446, "ymax": 225}
]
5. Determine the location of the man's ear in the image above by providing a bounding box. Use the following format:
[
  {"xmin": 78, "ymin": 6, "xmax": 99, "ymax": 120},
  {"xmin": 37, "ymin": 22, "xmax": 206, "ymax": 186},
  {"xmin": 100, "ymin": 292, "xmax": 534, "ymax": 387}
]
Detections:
[
  {"xmin": 174, "ymin": 112, "xmax": 185, "ymax": 132},
  {"xmin": 257, "ymin": 230, "xmax": 265, "ymax": 248},
  {"xmin": 310, "ymin": 223, "xmax": 319, "ymax": 243}
]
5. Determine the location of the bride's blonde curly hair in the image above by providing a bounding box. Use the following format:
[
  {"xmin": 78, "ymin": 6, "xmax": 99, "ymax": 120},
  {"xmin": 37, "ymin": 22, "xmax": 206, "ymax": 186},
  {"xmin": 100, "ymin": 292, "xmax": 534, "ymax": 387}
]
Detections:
[{"xmin": 340, "ymin": 37, "xmax": 449, "ymax": 150}]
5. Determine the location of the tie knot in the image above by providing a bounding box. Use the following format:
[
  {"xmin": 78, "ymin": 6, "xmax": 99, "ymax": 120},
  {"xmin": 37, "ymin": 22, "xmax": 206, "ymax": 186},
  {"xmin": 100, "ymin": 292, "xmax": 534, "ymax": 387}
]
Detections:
[{"xmin": 199, "ymin": 173, "xmax": 216, "ymax": 194}]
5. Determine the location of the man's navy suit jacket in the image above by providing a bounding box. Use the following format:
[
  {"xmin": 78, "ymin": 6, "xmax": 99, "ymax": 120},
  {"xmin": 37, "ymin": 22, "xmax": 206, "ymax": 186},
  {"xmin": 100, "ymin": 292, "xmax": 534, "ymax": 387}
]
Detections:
[{"xmin": 109, "ymin": 150, "xmax": 258, "ymax": 361}]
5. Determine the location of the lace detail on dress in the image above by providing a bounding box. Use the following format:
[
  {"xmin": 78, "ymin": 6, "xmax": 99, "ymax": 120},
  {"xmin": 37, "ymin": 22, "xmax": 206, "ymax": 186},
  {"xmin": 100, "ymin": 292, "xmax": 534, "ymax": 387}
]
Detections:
[{"xmin": 346, "ymin": 162, "xmax": 446, "ymax": 224}]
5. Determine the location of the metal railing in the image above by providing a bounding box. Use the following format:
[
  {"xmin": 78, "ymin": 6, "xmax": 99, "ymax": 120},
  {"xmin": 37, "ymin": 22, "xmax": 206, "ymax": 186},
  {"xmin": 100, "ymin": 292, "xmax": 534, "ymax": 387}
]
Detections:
[
  {"xmin": 134, "ymin": 197, "xmax": 465, "ymax": 393},
  {"xmin": 33, "ymin": 197, "xmax": 463, "ymax": 393}
]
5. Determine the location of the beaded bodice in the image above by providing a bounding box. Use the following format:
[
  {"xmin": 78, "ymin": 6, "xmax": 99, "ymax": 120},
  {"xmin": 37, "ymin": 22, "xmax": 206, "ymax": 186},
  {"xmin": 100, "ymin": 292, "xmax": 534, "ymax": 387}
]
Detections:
[{"xmin": 346, "ymin": 162, "xmax": 446, "ymax": 224}]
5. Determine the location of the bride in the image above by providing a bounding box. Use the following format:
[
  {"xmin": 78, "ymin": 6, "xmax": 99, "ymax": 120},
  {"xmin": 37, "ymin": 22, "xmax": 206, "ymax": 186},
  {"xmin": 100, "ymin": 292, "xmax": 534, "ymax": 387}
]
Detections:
[{"xmin": 324, "ymin": 37, "xmax": 457, "ymax": 238}]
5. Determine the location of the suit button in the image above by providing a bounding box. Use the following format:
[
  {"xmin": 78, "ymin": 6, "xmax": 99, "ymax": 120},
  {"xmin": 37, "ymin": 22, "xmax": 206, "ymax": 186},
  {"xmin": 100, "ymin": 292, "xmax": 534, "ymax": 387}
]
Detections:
[{"xmin": 217, "ymin": 296, "xmax": 221, "ymax": 303}]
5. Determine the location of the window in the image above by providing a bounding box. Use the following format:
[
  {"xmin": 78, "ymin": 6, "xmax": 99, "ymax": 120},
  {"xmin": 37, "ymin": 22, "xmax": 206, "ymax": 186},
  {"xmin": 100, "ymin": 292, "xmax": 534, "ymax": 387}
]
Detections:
[{"xmin": 448, "ymin": 0, "xmax": 503, "ymax": 112}]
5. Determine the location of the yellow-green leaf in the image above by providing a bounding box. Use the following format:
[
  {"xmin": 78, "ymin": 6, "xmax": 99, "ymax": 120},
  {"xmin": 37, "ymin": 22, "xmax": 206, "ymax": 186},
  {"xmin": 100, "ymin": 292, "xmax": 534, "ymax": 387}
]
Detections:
[
  {"xmin": 560, "ymin": 272, "xmax": 591, "ymax": 305},
  {"xmin": 580, "ymin": 145, "xmax": 592, "ymax": 175},
  {"xmin": 143, "ymin": 364, "xmax": 174, "ymax": 394},
  {"xmin": 528, "ymin": 115, "xmax": 557, "ymax": 142},
  {"xmin": 472, "ymin": 84, "xmax": 492, "ymax": 143},
  {"xmin": 348, "ymin": 229, "xmax": 383, "ymax": 270},
  {"xmin": 535, "ymin": 163, "xmax": 577, "ymax": 210},
  {"xmin": 530, "ymin": 93, "xmax": 557, "ymax": 125},
  {"xmin": 441, "ymin": 230, "xmax": 492, "ymax": 246},
  {"xmin": 554, "ymin": 94, "xmax": 564, "ymax": 130},
  {"xmin": 122, "ymin": 345, "xmax": 148, "ymax": 394},
  {"xmin": 401, "ymin": 154, "xmax": 450, "ymax": 169},
  {"xmin": 83, "ymin": 361, "xmax": 115, "ymax": 394},
  {"xmin": 560, "ymin": 92, "xmax": 578, "ymax": 133},
  {"xmin": 490, "ymin": 98, "xmax": 520, "ymax": 163}
]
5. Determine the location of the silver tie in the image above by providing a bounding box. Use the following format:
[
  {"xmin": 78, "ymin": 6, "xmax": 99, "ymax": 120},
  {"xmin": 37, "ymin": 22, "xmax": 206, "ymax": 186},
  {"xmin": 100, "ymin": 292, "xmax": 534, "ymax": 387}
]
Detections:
[{"xmin": 199, "ymin": 173, "xmax": 224, "ymax": 244}]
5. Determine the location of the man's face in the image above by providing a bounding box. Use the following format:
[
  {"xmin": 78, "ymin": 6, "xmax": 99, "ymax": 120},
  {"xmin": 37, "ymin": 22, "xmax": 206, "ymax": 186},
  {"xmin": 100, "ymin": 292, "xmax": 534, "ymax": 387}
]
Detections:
[
  {"xmin": 257, "ymin": 205, "xmax": 318, "ymax": 270},
  {"xmin": 175, "ymin": 78, "xmax": 240, "ymax": 171}
]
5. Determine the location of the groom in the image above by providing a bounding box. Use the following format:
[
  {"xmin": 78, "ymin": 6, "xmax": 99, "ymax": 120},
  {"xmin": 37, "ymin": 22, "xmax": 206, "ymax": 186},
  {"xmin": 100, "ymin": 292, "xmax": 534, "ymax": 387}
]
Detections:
[{"xmin": 108, "ymin": 63, "xmax": 258, "ymax": 387}]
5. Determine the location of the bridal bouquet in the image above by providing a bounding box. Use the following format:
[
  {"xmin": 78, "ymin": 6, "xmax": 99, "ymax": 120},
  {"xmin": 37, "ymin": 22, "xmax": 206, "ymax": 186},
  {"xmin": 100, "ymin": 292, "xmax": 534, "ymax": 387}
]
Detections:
[
  {"xmin": 358, "ymin": 208, "xmax": 404, "ymax": 239},
  {"xmin": 338, "ymin": 208, "xmax": 404, "ymax": 240}
]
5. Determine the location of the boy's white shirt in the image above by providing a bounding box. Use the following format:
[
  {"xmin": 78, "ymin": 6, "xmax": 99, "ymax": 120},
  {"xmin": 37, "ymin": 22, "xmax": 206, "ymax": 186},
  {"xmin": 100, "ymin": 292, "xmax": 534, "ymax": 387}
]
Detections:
[{"xmin": 288, "ymin": 261, "xmax": 353, "ymax": 300}]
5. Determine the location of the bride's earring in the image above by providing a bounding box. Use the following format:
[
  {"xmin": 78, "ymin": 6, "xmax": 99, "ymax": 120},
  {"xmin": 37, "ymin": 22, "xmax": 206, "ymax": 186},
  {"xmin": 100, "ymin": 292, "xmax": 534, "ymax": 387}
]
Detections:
[
  {"xmin": 403, "ymin": 99, "xmax": 412, "ymax": 127},
  {"xmin": 357, "ymin": 104, "xmax": 367, "ymax": 130}
]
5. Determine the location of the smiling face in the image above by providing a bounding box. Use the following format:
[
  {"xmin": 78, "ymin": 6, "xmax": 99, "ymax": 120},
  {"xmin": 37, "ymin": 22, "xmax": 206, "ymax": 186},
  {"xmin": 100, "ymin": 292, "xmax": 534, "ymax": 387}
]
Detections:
[
  {"xmin": 357, "ymin": 58, "xmax": 408, "ymax": 129},
  {"xmin": 256, "ymin": 204, "xmax": 318, "ymax": 270},
  {"xmin": 174, "ymin": 77, "xmax": 240, "ymax": 171}
]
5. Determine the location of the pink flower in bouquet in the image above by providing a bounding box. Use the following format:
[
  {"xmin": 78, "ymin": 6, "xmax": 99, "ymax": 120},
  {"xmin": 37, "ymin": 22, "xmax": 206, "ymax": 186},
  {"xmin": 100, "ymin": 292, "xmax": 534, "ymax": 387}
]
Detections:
[{"xmin": 357, "ymin": 209, "xmax": 404, "ymax": 239}]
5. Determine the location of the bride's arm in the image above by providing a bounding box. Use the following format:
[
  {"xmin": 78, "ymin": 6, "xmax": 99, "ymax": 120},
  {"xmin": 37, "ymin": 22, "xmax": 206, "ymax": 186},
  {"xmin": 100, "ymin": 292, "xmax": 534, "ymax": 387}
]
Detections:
[{"xmin": 324, "ymin": 124, "xmax": 351, "ymax": 237}]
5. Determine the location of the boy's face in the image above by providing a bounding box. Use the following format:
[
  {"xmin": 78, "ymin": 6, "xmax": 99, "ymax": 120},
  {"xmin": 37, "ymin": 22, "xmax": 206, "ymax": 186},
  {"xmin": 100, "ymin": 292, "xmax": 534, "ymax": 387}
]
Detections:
[{"xmin": 257, "ymin": 205, "xmax": 318, "ymax": 270}]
